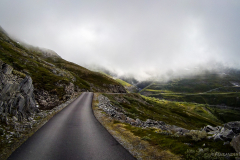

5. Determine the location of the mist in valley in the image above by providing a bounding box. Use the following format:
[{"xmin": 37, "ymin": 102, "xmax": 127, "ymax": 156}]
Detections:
[{"xmin": 0, "ymin": 0, "xmax": 240, "ymax": 82}]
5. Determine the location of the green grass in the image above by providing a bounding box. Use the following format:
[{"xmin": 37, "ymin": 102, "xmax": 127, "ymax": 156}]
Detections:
[
  {"xmin": 147, "ymin": 92, "xmax": 240, "ymax": 108},
  {"xmin": 141, "ymin": 73, "xmax": 240, "ymax": 94},
  {"xmin": 95, "ymin": 93, "xmax": 236, "ymax": 159},
  {"xmin": 115, "ymin": 79, "xmax": 132, "ymax": 87},
  {"xmin": 0, "ymin": 27, "xmax": 124, "ymax": 100},
  {"xmin": 103, "ymin": 93, "xmax": 221, "ymax": 130},
  {"xmin": 123, "ymin": 124, "xmax": 235, "ymax": 159},
  {"xmin": 206, "ymin": 106, "xmax": 240, "ymax": 123},
  {"xmin": 144, "ymin": 89, "xmax": 174, "ymax": 93},
  {"xmin": 140, "ymin": 77, "xmax": 240, "ymax": 123}
]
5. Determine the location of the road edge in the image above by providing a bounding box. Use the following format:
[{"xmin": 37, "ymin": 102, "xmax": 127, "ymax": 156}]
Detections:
[{"xmin": 2, "ymin": 93, "xmax": 81, "ymax": 160}]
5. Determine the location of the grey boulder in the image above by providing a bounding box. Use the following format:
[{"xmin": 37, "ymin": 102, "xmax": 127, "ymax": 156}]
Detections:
[{"xmin": 231, "ymin": 135, "xmax": 240, "ymax": 153}]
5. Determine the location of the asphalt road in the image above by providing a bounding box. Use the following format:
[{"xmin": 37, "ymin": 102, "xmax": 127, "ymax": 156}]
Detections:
[{"xmin": 8, "ymin": 92, "xmax": 136, "ymax": 160}]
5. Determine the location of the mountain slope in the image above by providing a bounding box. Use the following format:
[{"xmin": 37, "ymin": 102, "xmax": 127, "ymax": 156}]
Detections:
[
  {"xmin": 142, "ymin": 72, "xmax": 240, "ymax": 93},
  {"xmin": 87, "ymin": 65, "xmax": 139, "ymax": 93},
  {"xmin": 140, "ymin": 71, "xmax": 240, "ymax": 123},
  {"xmin": 0, "ymin": 26, "xmax": 126, "ymax": 109}
]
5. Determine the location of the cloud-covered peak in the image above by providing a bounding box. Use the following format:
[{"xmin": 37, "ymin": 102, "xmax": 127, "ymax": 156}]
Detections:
[{"xmin": 0, "ymin": 0, "xmax": 239, "ymax": 80}]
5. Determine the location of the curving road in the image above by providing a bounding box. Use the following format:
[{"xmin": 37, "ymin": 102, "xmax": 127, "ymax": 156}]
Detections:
[{"xmin": 8, "ymin": 92, "xmax": 136, "ymax": 160}]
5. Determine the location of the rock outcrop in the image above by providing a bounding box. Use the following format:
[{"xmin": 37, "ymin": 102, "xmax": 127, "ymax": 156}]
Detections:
[
  {"xmin": 231, "ymin": 135, "xmax": 240, "ymax": 153},
  {"xmin": 224, "ymin": 121, "xmax": 240, "ymax": 134},
  {"xmin": 0, "ymin": 61, "xmax": 38, "ymax": 123},
  {"xmin": 202, "ymin": 121, "xmax": 240, "ymax": 150}
]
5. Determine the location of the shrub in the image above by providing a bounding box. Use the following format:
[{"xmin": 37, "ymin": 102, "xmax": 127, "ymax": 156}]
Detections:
[
  {"xmin": 186, "ymin": 130, "xmax": 207, "ymax": 141},
  {"xmin": 12, "ymin": 70, "xmax": 26, "ymax": 78},
  {"xmin": 141, "ymin": 136, "xmax": 151, "ymax": 141}
]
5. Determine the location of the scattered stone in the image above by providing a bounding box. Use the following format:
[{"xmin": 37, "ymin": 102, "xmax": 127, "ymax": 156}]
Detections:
[
  {"xmin": 223, "ymin": 141, "xmax": 230, "ymax": 145},
  {"xmin": 231, "ymin": 135, "xmax": 240, "ymax": 152},
  {"xmin": 0, "ymin": 128, "xmax": 4, "ymax": 135},
  {"xmin": 184, "ymin": 143, "xmax": 192, "ymax": 146},
  {"xmin": 203, "ymin": 125, "xmax": 217, "ymax": 132},
  {"xmin": 2, "ymin": 64, "xmax": 13, "ymax": 74},
  {"xmin": 224, "ymin": 121, "xmax": 240, "ymax": 134},
  {"xmin": 220, "ymin": 129, "xmax": 236, "ymax": 141},
  {"xmin": 12, "ymin": 116, "xmax": 18, "ymax": 121},
  {"xmin": 135, "ymin": 118, "xmax": 142, "ymax": 126},
  {"xmin": 98, "ymin": 94, "xmax": 240, "ymax": 149},
  {"xmin": 98, "ymin": 94, "xmax": 178, "ymax": 131}
]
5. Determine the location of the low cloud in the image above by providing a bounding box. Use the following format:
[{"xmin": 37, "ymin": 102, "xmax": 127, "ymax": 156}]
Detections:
[{"xmin": 0, "ymin": 0, "xmax": 239, "ymax": 81}]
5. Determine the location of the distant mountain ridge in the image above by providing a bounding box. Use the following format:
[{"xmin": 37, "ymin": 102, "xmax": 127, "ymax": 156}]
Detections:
[{"xmin": 140, "ymin": 70, "xmax": 240, "ymax": 109}]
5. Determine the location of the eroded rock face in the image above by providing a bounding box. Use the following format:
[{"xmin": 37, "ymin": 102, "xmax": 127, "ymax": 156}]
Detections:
[{"xmin": 0, "ymin": 61, "xmax": 38, "ymax": 122}]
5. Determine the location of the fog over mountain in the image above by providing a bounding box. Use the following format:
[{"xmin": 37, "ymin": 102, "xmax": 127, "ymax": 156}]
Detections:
[{"xmin": 0, "ymin": 0, "xmax": 239, "ymax": 80}]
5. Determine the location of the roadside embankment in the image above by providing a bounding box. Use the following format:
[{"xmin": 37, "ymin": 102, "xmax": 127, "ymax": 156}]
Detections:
[{"xmin": 0, "ymin": 94, "xmax": 80, "ymax": 160}]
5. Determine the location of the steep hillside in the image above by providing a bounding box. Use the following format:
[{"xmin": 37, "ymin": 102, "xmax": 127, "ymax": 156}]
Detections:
[
  {"xmin": 115, "ymin": 79, "xmax": 138, "ymax": 93},
  {"xmin": 0, "ymin": 26, "xmax": 126, "ymax": 109},
  {"xmin": 87, "ymin": 66, "xmax": 138, "ymax": 93}
]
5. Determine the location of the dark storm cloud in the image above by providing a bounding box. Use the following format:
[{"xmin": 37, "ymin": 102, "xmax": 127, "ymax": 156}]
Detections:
[{"xmin": 0, "ymin": 0, "xmax": 239, "ymax": 80}]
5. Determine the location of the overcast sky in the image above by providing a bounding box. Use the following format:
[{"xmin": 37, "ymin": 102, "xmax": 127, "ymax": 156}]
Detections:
[{"xmin": 0, "ymin": 0, "xmax": 240, "ymax": 80}]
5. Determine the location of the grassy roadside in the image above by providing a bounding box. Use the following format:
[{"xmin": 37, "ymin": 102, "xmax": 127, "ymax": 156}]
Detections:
[
  {"xmin": 92, "ymin": 93, "xmax": 180, "ymax": 160},
  {"xmin": 103, "ymin": 93, "xmax": 221, "ymax": 130},
  {"xmin": 92, "ymin": 93, "xmax": 236, "ymax": 160}
]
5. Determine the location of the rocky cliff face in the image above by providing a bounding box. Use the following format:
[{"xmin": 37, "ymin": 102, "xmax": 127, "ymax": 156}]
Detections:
[{"xmin": 0, "ymin": 60, "xmax": 38, "ymax": 123}]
